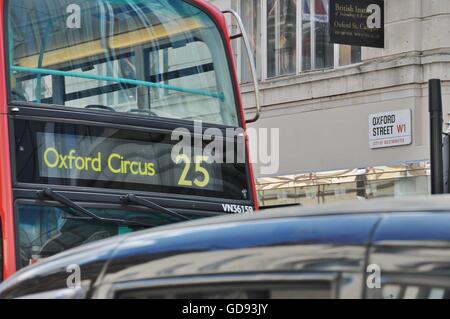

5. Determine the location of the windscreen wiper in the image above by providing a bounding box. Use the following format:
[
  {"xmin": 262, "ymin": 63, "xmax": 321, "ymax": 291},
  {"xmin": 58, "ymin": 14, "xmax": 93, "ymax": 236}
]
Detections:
[
  {"xmin": 37, "ymin": 188, "xmax": 153, "ymax": 228},
  {"xmin": 120, "ymin": 194, "xmax": 191, "ymax": 221}
]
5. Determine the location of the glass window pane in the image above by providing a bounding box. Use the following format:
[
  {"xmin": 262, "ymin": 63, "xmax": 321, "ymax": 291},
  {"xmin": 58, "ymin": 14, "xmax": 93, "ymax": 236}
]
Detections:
[
  {"xmin": 302, "ymin": 0, "xmax": 312, "ymax": 71},
  {"xmin": 9, "ymin": 0, "xmax": 239, "ymax": 126},
  {"xmin": 351, "ymin": 46, "xmax": 362, "ymax": 64},
  {"xmin": 267, "ymin": 0, "xmax": 297, "ymax": 78},
  {"xmin": 17, "ymin": 204, "xmax": 203, "ymax": 269},
  {"xmin": 339, "ymin": 45, "xmax": 362, "ymax": 66},
  {"xmin": 240, "ymin": 0, "xmax": 261, "ymax": 83},
  {"xmin": 314, "ymin": 0, "xmax": 333, "ymax": 69},
  {"xmin": 116, "ymin": 281, "xmax": 333, "ymax": 299},
  {"xmin": 339, "ymin": 45, "xmax": 352, "ymax": 66}
]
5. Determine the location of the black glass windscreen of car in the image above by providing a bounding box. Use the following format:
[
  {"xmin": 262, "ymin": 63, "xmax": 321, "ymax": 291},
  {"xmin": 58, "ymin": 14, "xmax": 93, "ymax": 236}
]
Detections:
[{"xmin": 115, "ymin": 282, "xmax": 333, "ymax": 299}]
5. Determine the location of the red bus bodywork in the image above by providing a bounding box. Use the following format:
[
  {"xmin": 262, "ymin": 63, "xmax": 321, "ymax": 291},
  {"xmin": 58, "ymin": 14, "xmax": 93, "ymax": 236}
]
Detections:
[
  {"xmin": 0, "ymin": 0, "xmax": 258, "ymax": 280},
  {"xmin": 0, "ymin": 0, "xmax": 16, "ymax": 280}
]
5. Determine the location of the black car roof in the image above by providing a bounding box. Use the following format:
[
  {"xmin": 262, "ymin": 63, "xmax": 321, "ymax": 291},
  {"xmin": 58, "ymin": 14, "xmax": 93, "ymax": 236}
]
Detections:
[
  {"xmin": 130, "ymin": 194, "xmax": 450, "ymax": 235},
  {"xmin": 96, "ymin": 195, "xmax": 450, "ymax": 285}
]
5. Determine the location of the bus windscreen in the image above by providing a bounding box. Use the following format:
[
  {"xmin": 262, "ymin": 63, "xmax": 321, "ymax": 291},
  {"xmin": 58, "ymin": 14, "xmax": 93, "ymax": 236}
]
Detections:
[{"xmin": 9, "ymin": 0, "xmax": 240, "ymax": 127}]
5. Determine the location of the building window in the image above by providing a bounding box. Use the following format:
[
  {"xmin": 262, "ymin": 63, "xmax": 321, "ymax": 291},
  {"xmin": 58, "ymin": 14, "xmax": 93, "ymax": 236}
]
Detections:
[
  {"xmin": 240, "ymin": 0, "xmax": 262, "ymax": 83},
  {"xmin": 266, "ymin": 0, "xmax": 297, "ymax": 78},
  {"xmin": 313, "ymin": 0, "xmax": 334, "ymax": 69},
  {"xmin": 301, "ymin": 0, "xmax": 312, "ymax": 71},
  {"xmin": 339, "ymin": 45, "xmax": 362, "ymax": 66},
  {"xmin": 237, "ymin": 0, "xmax": 362, "ymax": 82}
]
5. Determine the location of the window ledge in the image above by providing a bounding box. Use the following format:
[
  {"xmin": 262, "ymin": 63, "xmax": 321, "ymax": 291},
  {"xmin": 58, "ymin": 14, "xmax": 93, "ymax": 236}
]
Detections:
[
  {"xmin": 240, "ymin": 50, "xmax": 450, "ymax": 95},
  {"xmin": 240, "ymin": 62, "xmax": 364, "ymax": 93}
]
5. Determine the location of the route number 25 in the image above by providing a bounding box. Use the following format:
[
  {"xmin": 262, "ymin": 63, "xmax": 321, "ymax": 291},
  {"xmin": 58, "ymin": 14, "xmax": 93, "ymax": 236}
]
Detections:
[{"xmin": 176, "ymin": 154, "xmax": 210, "ymax": 188}]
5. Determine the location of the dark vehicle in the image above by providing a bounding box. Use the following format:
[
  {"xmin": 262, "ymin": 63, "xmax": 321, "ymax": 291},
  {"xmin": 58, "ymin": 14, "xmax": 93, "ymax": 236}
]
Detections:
[{"xmin": 1, "ymin": 196, "xmax": 450, "ymax": 299}]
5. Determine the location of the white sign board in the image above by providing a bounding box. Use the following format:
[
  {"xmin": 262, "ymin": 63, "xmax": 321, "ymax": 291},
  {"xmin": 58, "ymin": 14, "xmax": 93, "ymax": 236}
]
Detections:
[{"xmin": 369, "ymin": 109, "xmax": 412, "ymax": 149}]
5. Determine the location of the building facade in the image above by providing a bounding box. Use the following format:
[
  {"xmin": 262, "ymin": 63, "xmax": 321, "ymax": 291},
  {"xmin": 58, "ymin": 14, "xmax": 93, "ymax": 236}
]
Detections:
[{"xmin": 211, "ymin": 0, "xmax": 450, "ymax": 207}]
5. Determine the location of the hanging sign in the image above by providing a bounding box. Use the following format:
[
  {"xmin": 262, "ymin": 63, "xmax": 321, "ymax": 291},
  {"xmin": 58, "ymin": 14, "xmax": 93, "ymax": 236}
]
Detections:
[{"xmin": 330, "ymin": 0, "xmax": 384, "ymax": 48}]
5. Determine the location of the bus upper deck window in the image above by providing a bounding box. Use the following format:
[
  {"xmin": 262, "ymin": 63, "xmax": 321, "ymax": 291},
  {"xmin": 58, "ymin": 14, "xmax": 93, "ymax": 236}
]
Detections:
[{"xmin": 8, "ymin": 0, "xmax": 239, "ymax": 127}]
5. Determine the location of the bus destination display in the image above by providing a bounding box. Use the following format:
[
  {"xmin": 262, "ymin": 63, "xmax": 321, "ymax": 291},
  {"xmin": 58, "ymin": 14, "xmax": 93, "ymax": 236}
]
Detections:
[{"xmin": 36, "ymin": 132, "xmax": 223, "ymax": 192}]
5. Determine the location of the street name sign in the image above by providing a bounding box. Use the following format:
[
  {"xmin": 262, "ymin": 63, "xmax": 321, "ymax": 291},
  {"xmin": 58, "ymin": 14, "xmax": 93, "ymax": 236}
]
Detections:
[{"xmin": 369, "ymin": 109, "xmax": 412, "ymax": 149}]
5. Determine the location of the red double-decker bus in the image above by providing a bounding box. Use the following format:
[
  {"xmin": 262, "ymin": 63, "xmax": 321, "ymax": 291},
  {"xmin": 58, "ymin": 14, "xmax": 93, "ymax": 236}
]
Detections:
[{"xmin": 0, "ymin": 0, "xmax": 259, "ymax": 280}]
